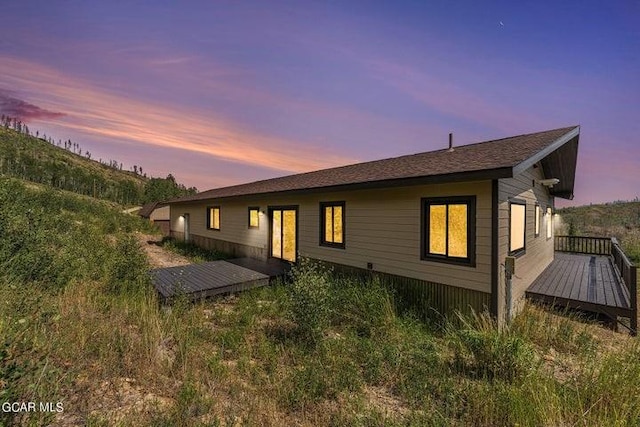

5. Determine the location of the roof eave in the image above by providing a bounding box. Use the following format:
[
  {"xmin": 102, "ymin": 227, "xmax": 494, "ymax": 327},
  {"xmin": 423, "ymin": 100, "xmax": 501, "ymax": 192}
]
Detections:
[
  {"xmin": 512, "ymin": 126, "xmax": 580, "ymax": 177},
  {"xmin": 550, "ymin": 190, "xmax": 575, "ymax": 200},
  {"xmin": 512, "ymin": 126, "xmax": 580, "ymax": 200},
  {"xmin": 166, "ymin": 166, "xmax": 513, "ymax": 204}
]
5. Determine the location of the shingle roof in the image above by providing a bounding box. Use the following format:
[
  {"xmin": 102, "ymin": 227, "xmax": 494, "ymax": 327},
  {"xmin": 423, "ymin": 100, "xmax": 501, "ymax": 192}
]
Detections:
[{"xmin": 170, "ymin": 126, "xmax": 579, "ymax": 203}]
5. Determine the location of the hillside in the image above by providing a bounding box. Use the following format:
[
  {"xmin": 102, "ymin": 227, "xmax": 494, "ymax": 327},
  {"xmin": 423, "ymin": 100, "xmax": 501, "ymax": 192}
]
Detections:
[
  {"xmin": 0, "ymin": 125, "xmax": 196, "ymax": 205},
  {"xmin": 1, "ymin": 177, "xmax": 639, "ymax": 426},
  {"xmin": 557, "ymin": 201, "xmax": 640, "ymax": 263}
]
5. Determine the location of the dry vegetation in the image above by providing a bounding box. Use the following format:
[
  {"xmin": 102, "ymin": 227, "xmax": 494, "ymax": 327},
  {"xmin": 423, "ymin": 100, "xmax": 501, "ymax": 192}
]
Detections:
[
  {"xmin": 557, "ymin": 200, "xmax": 640, "ymax": 263},
  {"xmin": 2, "ymin": 179, "xmax": 640, "ymax": 426}
]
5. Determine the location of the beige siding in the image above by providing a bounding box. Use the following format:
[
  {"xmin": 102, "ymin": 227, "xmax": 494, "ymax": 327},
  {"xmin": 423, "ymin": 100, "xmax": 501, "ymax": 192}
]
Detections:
[
  {"xmin": 498, "ymin": 165, "xmax": 555, "ymax": 319},
  {"xmin": 170, "ymin": 202, "xmax": 267, "ymax": 249},
  {"xmin": 170, "ymin": 180, "xmax": 493, "ymax": 293}
]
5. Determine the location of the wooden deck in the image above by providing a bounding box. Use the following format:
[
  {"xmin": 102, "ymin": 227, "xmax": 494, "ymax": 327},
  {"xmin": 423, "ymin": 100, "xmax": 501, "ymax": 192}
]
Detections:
[
  {"xmin": 151, "ymin": 257, "xmax": 289, "ymax": 302},
  {"xmin": 526, "ymin": 236, "xmax": 637, "ymax": 335},
  {"xmin": 226, "ymin": 257, "xmax": 291, "ymax": 277},
  {"xmin": 527, "ymin": 253, "xmax": 630, "ymax": 311}
]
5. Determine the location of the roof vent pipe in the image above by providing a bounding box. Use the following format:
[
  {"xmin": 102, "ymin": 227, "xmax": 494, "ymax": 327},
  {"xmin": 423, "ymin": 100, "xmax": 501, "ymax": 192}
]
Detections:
[{"xmin": 448, "ymin": 133, "xmax": 454, "ymax": 151}]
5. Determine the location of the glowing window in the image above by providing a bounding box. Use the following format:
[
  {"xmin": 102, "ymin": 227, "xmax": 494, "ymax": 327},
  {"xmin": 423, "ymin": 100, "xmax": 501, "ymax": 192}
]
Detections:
[
  {"xmin": 320, "ymin": 201, "xmax": 345, "ymax": 249},
  {"xmin": 509, "ymin": 201, "xmax": 526, "ymax": 255},
  {"xmin": 422, "ymin": 196, "xmax": 475, "ymax": 265},
  {"xmin": 283, "ymin": 210, "xmax": 296, "ymax": 261},
  {"xmin": 272, "ymin": 210, "xmax": 281, "ymax": 257},
  {"xmin": 271, "ymin": 207, "xmax": 296, "ymax": 262},
  {"xmin": 207, "ymin": 206, "xmax": 220, "ymax": 230},
  {"xmin": 248, "ymin": 207, "xmax": 259, "ymax": 228},
  {"xmin": 535, "ymin": 204, "xmax": 541, "ymax": 237},
  {"xmin": 546, "ymin": 207, "xmax": 553, "ymax": 239}
]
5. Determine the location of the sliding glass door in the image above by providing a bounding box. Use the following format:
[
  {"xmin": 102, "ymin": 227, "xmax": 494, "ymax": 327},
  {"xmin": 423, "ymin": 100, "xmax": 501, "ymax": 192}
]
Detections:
[{"xmin": 270, "ymin": 206, "xmax": 297, "ymax": 262}]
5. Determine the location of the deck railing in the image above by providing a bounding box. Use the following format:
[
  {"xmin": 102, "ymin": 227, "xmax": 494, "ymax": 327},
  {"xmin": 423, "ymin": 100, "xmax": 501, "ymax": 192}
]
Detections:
[
  {"xmin": 611, "ymin": 238, "xmax": 638, "ymax": 334},
  {"xmin": 555, "ymin": 235, "xmax": 612, "ymax": 255},
  {"xmin": 555, "ymin": 235, "xmax": 638, "ymax": 334}
]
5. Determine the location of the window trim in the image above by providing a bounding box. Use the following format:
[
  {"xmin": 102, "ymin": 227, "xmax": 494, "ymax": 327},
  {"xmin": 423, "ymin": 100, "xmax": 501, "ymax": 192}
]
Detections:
[
  {"xmin": 421, "ymin": 196, "xmax": 476, "ymax": 267},
  {"xmin": 508, "ymin": 198, "xmax": 526, "ymax": 257},
  {"xmin": 319, "ymin": 201, "xmax": 346, "ymax": 249},
  {"xmin": 206, "ymin": 205, "xmax": 221, "ymax": 231},
  {"xmin": 268, "ymin": 205, "xmax": 299, "ymax": 263},
  {"xmin": 534, "ymin": 203, "xmax": 541, "ymax": 238},
  {"xmin": 248, "ymin": 206, "xmax": 260, "ymax": 229}
]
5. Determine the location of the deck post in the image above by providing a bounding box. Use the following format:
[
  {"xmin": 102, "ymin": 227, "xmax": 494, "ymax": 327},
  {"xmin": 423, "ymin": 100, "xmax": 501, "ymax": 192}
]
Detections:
[
  {"xmin": 631, "ymin": 265, "xmax": 637, "ymax": 336},
  {"xmin": 506, "ymin": 273, "xmax": 512, "ymax": 322},
  {"xmin": 505, "ymin": 256, "xmax": 515, "ymax": 323}
]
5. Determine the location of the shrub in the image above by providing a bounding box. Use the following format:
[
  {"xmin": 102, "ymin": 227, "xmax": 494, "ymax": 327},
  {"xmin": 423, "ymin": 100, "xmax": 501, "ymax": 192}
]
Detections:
[
  {"xmin": 105, "ymin": 234, "xmax": 150, "ymax": 294},
  {"xmin": 286, "ymin": 258, "xmax": 331, "ymax": 345}
]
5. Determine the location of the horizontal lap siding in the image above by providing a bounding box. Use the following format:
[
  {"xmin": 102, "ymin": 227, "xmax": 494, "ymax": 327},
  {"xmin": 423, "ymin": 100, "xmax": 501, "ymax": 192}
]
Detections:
[
  {"xmin": 171, "ymin": 180, "xmax": 492, "ymax": 293},
  {"xmin": 498, "ymin": 166, "xmax": 554, "ymax": 313},
  {"xmin": 170, "ymin": 202, "xmax": 267, "ymax": 250}
]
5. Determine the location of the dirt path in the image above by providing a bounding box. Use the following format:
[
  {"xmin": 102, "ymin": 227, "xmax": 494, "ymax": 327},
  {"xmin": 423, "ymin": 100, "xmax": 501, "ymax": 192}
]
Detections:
[{"xmin": 135, "ymin": 233, "xmax": 191, "ymax": 269}]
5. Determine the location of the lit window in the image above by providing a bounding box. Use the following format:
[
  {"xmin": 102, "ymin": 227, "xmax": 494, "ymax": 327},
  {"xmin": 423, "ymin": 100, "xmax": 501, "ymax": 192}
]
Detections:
[
  {"xmin": 207, "ymin": 206, "xmax": 220, "ymax": 230},
  {"xmin": 546, "ymin": 207, "xmax": 553, "ymax": 239},
  {"xmin": 509, "ymin": 200, "xmax": 526, "ymax": 255},
  {"xmin": 271, "ymin": 207, "xmax": 297, "ymax": 262},
  {"xmin": 535, "ymin": 204, "xmax": 541, "ymax": 237},
  {"xmin": 422, "ymin": 196, "xmax": 475, "ymax": 265},
  {"xmin": 320, "ymin": 201, "xmax": 345, "ymax": 249},
  {"xmin": 248, "ymin": 207, "xmax": 259, "ymax": 228}
]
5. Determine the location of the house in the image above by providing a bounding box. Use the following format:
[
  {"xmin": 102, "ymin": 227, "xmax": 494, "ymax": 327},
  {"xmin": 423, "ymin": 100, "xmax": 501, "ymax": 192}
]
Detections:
[
  {"xmin": 139, "ymin": 201, "xmax": 171, "ymax": 236},
  {"xmin": 166, "ymin": 126, "xmax": 580, "ymax": 321}
]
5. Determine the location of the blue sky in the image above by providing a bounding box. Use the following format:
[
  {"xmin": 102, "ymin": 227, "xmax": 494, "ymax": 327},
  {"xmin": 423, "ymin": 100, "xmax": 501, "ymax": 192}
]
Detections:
[{"xmin": 0, "ymin": 0, "xmax": 638, "ymax": 205}]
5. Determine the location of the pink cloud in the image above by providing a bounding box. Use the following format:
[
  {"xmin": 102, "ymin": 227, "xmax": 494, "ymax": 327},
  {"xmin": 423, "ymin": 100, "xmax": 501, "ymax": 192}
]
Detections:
[
  {"xmin": 0, "ymin": 90, "xmax": 65, "ymax": 121},
  {"xmin": 0, "ymin": 56, "xmax": 356, "ymax": 174}
]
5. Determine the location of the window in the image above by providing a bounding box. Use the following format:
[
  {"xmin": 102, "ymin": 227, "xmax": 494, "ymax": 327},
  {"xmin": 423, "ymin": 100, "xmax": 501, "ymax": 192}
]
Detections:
[
  {"xmin": 422, "ymin": 196, "xmax": 476, "ymax": 265},
  {"xmin": 248, "ymin": 207, "xmax": 259, "ymax": 228},
  {"xmin": 546, "ymin": 207, "xmax": 553, "ymax": 240},
  {"xmin": 320, "ymin": 201, "xmax": 345, "ymax": 248},
  {"xmin": 271, "ymin": 206, "xmax": 297, "ymax": 262},
  {"xmin": 534, "ymin": 204, "xmax": 541, "ymax": 237},
  {"xmin": 509, "ymin": 200, "xmax": 526, "ymax": 256},
  {"xmin": 207, "ymin": 206, "xmax": 220, "ymax": 230}
]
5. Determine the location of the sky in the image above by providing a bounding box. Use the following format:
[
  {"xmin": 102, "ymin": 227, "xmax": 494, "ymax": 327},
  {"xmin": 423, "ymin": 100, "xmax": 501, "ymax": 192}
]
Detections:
[{"xmin": 0, "ymin": 0, "xmax": 638, "ymax": 206}]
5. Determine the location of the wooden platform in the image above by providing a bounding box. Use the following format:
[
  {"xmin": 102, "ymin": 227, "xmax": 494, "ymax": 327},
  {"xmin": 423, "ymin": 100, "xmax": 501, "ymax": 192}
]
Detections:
[
  {"xmin": 226, "ymin": 257, "xmax": 291, "ymax": 277},
  {"xmin": 150, "ymin": 257, "xmax": 288, "ymax": 302},
  {"xmin": 526, "ymin": 252, "xmax": 632, "ymax": 320}
]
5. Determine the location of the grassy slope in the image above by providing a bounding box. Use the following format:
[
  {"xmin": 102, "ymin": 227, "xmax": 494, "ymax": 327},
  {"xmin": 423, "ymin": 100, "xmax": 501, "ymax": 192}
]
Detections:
[
  {"xmin": 1, "ymin": 178, "xmax": 639, "ymax": 426},
  {"xmin": 0, "ymin": 127, "xmax": 146, "ymax": 184},
  {"xmin": 0, "ymin": 127, "xmax": 147, "ymax": 204}
]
